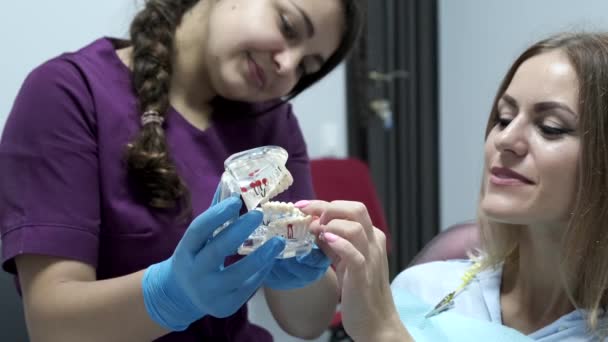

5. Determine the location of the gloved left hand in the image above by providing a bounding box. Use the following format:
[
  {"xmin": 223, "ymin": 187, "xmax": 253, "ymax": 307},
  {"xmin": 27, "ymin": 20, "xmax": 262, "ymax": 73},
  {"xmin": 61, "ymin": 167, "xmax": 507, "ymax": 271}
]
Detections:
[
  {"xmin": 142, "ymin": 194, "xmax": 285, "ymax": 331},
  {"xmin": 263, "ymin": 244, "xmax": 331, "ymax": 290}
]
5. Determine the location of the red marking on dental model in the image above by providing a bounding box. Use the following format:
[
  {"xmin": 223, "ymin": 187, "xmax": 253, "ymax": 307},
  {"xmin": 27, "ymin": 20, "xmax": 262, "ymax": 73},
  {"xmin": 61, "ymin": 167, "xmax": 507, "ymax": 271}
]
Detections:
[
  {"xmin": 287, "ymin": 224, "xmax": 294, "ymax": 239},
  {"xmin": 250, "ymin": 178, "xmax": 267, "ymax": 197},
  {"xmin": 248, "ymin": 169, "xmax": 261, "ymax": 177}
]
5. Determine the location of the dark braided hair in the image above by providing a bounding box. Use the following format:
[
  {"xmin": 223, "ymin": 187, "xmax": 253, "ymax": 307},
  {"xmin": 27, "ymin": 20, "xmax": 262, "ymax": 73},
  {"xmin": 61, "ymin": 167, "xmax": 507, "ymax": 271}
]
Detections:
[
  {"xmin": 125, "ymin": 0, "xmax": 363, "ymax": 209},
  {"xmin": 125, "ymin": 0, "xmax": 198, "ymax": 209}
]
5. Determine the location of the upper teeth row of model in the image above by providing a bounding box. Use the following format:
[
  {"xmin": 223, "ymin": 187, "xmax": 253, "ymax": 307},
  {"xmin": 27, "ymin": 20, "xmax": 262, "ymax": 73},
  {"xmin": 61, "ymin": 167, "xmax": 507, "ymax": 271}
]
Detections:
[
  {"xmin": 260, "ymin": 201, "xmax": 306, "ymax": 222},
  {"xmin": 260, "ymin": 172, "xmax": 294, "ymax": 204}
]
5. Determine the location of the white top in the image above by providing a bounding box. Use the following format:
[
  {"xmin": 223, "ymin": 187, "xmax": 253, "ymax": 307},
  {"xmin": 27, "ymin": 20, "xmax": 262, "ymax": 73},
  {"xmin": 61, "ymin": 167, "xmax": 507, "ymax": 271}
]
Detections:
[{"xmin": 391, "ymin": 260, "xmax": 603, "ymax": 341}]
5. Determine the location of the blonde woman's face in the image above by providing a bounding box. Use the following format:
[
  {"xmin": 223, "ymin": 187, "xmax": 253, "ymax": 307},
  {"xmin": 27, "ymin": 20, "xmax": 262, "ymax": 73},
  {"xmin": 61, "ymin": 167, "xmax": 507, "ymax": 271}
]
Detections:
[{"xmin": 481, "ymin": 50, "xmax": 580, "ymax": 226}]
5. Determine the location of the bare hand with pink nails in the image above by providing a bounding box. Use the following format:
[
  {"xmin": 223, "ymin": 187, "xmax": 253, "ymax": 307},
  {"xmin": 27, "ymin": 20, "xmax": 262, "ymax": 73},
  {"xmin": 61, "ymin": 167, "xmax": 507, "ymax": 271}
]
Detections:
[{"xmin": 297, "ymin": 200, "xmax": 413, "ymax": 342}]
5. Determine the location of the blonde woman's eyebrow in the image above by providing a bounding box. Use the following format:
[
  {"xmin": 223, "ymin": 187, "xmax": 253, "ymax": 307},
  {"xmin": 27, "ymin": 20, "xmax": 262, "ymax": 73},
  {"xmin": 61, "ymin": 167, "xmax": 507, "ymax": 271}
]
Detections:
[
  {"xmin": 534, "ymin": 101, "xmax": 578, "ymax": 118},
  {"xmin": 500, "ymin": 94, "xmax": 577, "ymax": 119}
]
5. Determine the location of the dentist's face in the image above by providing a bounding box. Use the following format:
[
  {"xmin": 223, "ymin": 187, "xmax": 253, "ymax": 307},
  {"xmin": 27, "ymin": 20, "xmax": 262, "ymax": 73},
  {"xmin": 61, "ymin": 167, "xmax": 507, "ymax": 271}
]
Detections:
[
  {"xmin": 203, "ymin": 0, "xmax": 345, "ymax": 102},
  {"xmin": 481, "ymin": 50, "xmax": 580, "ymax": 226}
]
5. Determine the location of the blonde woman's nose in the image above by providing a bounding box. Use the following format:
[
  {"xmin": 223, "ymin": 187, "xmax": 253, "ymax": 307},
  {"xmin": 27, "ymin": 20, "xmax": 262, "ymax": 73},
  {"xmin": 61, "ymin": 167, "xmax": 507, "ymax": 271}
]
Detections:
[{"xmin": 494, "ymin": 118, "xmax": 529, "ymax": 157}]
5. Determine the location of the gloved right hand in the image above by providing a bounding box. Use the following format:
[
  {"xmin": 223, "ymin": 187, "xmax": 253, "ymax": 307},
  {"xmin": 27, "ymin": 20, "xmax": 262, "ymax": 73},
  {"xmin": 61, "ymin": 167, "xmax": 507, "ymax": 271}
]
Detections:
[{"xmin": 142, "ymin": 195, "xmax": 286, "ymax": 331}]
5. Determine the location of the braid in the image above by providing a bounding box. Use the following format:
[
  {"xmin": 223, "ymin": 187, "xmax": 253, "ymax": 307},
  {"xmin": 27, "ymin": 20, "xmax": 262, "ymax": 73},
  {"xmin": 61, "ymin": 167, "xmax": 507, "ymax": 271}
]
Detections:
[{"xmin": 125, "ymin": 0, "xmax": 198, "ymax": 208}]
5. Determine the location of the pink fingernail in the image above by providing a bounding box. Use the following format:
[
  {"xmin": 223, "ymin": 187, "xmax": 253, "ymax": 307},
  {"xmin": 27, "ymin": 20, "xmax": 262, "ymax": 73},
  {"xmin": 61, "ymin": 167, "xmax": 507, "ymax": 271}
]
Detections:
[
  {"xmin": 323, "ymin": 232, "xmax": 339, "ymax": 243},
  {"xmin": 294, "ymin": 200, "xmax": 311, "ymax": 208}
]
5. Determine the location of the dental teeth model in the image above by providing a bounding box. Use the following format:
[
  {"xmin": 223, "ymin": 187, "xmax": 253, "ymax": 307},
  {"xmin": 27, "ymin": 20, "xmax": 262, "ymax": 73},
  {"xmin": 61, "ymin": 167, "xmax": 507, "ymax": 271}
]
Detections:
[
  {"xmin": 262, "ymin": 202, "xmax": 314, "ymax": 240},
  {"xmin": 214, "ymin": 146, "xmax": 315, "ymax": 258}
]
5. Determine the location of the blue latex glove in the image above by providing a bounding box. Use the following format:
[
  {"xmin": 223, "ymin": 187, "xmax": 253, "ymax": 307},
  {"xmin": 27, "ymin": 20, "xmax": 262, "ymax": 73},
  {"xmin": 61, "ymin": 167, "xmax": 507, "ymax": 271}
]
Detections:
[
  {"xmin": 263, "ymin": 244, "xmax": 331, "ymax": 290},
  {"xmin": 142, "ymin": 195, "xmax": 286, "ymax": 331}
]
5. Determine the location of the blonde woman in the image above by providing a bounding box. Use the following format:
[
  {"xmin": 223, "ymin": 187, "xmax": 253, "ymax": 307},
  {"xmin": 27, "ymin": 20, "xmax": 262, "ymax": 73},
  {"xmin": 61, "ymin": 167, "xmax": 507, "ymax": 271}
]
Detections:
[{"xmin": 299, "ymin": 32, "xmax": 608, "ymax": 341}]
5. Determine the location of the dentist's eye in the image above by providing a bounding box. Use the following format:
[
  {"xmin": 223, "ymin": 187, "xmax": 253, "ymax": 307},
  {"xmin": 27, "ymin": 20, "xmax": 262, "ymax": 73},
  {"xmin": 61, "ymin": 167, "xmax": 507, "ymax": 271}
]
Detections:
[
  {"xmin": 496, "ymin": 116, "xmax": 512, "ymax": 129},
  {"xmin": 297, "ymin": 64, "xmax": 308, "ymax": 76},
  {"xmin": 280, "ymin": 14, "xmax": 298, "ymax": 40}
]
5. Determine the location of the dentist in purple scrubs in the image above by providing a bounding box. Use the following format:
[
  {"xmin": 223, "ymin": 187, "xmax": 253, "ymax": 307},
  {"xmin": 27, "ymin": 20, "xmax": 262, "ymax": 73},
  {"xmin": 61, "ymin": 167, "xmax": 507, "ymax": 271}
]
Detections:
[{"xmin": 0, "ymin": 0, "xmax": 362, "ymax": 340}]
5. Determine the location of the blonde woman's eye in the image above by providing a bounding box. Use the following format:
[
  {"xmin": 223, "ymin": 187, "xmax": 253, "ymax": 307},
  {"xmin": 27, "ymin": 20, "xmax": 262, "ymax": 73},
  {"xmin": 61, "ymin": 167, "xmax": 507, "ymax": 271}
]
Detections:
[{"xmin": 538, "ymin": 124, "xmax": 572, "ymax": 136}]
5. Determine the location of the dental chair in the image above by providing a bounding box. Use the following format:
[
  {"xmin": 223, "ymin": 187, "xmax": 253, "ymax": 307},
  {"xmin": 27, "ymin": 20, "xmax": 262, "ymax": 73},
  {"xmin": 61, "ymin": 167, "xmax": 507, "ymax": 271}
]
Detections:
[
  {"xmin": 409, "ymin": 221, "xmax": 480, "ymax": 267},
  {"xmin": 0, "ymin": 243, "xmax": 29, "ymax": 341},
  {"xmin": 309, "ymin": 158, "xmax": 390, "ymax": 244},
  {"xmin": 309, "ymin": 157, "xmax": 391, "ymax": 342}
]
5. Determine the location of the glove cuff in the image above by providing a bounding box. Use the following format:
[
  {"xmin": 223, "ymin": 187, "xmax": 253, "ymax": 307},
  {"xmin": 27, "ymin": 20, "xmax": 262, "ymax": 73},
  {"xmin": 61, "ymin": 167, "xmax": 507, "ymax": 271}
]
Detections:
[{"xmin": 142, "ymin": 261, "xmax": 202, "ymax": 331}]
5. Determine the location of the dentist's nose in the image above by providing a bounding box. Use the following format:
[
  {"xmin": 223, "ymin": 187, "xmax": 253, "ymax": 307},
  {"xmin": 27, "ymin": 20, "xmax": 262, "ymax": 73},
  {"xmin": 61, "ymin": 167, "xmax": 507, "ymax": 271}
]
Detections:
[{"xmin": 273, "ymin": 47, "xmax": 302, "ymax": 76}]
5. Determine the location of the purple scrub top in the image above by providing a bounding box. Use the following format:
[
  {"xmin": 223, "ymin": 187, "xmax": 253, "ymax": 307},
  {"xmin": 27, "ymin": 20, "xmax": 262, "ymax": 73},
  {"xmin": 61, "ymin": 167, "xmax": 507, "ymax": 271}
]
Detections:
[{"xmin": 0, "ymin": 38, "xmax": 315, "ymax": 341}]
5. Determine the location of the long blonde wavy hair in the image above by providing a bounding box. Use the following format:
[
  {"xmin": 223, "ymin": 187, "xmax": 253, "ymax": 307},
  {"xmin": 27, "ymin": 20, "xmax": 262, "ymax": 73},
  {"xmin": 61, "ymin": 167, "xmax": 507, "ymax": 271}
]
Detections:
[{"xmin": 477, "ymin": 32, "xmax": 608, "ymax": 333}]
